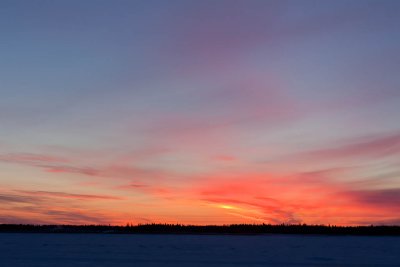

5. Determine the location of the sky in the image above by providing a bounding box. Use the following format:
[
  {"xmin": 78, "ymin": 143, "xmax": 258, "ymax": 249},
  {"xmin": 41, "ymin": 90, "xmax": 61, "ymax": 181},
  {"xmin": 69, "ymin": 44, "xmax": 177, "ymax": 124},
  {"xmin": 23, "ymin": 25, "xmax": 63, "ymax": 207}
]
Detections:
[{"xmin": 0, "ymin": 0, "xmax": 399, "ymax": 226}]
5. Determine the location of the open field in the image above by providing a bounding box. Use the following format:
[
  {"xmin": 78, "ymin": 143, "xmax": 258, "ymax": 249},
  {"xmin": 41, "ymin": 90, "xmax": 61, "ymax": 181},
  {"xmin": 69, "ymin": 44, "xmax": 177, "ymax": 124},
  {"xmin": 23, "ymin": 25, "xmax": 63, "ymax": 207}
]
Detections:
[{"xmin": 0, "ymin": 233, "xmax": 399, "ymax": 267}]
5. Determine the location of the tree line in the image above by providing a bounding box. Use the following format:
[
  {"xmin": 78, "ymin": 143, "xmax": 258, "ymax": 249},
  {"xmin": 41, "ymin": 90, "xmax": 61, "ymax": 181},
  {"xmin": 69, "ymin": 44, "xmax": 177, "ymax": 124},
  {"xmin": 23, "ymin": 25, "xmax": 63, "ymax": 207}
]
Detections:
[{"xmin": 0, "ymin": 223, "xmax": 399, "ymax": 235}]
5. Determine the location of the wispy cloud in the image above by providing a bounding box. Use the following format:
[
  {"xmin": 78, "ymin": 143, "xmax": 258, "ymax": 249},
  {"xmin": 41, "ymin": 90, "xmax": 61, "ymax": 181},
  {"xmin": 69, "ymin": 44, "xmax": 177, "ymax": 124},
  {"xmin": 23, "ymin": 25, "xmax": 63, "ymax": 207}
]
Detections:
[
  {"xmin": 0, "ymin": 151, "xmax": 168, "ymax": 183},
  {"xmin": 0, "ymin": 193, "xmax": 41, "ymax": 204},
  {"xmin": 40, "ymin": 165, "xmax": 100, "ymax": 176},
  {"xmin": 0, "ymin": 153, "xmax": 68, "ymax": 165},
  {"xmin": 304, "ymin": 132, "xmax": 400, "ymax": 160},
  {"xmin": 0, "ymin": 190, "xmax": 123, "ymax": 225},
  {"xmin": 15, "ymin": 190, "xmax": 122, "ymax": 201},
  {"xmin": 186, "ymin": 168, "xmax": 400, "ymax": 225},
  {"xmin": 341, "ymin": 188, "xmax": 400, "ymax": 210}
]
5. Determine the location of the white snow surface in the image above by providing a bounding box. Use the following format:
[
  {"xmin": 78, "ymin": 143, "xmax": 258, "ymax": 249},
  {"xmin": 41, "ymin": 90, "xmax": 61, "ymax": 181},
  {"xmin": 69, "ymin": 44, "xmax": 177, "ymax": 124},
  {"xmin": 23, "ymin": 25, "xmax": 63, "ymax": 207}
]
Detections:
[{"xmin": 0, "ymin": 233, "xmax": 399, "ymax": 266}]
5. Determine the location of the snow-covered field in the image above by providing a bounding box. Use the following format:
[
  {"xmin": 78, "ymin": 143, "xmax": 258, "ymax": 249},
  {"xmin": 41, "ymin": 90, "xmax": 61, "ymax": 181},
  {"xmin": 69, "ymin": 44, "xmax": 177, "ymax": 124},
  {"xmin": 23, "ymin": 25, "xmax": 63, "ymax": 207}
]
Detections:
[{"xmin": 0, "ymin": 233, "xmax": 399, "ymax": 266}]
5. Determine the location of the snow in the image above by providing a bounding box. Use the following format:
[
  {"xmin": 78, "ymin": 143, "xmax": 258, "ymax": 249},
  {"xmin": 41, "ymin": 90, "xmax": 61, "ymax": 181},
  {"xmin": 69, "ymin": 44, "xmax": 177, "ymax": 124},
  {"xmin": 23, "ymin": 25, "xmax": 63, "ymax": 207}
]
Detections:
[{"xmin": 0, "ymin": 233, "xmax": 399, "ymax": 266}]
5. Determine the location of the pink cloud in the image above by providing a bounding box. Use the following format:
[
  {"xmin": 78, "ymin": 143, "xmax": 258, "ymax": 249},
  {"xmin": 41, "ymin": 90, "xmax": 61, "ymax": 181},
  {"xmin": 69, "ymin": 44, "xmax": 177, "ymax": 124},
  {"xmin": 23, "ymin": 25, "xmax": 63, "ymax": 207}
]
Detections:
[
  {"xmin": 182, "ymin": 169, "xmax": 400, "ymax": 225},
  {"xmin": 339, "ymin": 188, "xmax": 400, "ymax": 210},
  {"xmin": 0, "ymin": 153, "xmax": 68, "ymax": 165},
  {"xmin": 303, "ymin": 132, "xmax": 400, "ymax": 160},
  {"xmin": 0, "ymin": 190, "xmax": 126, "ymax": 225},
  {"xmin": 15, "ymin": 190, "xmax": 123, "ymax": 201},
  {"xmin": 0, "ymin": 150, "xmax": 169, "ymax": 184},
  {"xmin": 143, "ymin": 74, "xmax": 302, "ymax": 155},
  {"xmin": 163, "ymin": 1, "xmax": 387, "ymax": 77},
  {"xmin": 42, "ymin": 165, "xmax": 99, "ymax": 176},
  {"xmin": 215, "ymin": 155, "xmax": 237, "ymax": 162}
]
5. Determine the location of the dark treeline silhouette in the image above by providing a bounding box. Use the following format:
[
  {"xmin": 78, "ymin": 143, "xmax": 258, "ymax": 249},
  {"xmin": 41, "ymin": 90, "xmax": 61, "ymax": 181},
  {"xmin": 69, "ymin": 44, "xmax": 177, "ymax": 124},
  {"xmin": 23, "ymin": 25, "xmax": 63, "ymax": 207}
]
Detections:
[{"xmin": 1, "ymin": 223, "xmax": 399, "ymax": 235}]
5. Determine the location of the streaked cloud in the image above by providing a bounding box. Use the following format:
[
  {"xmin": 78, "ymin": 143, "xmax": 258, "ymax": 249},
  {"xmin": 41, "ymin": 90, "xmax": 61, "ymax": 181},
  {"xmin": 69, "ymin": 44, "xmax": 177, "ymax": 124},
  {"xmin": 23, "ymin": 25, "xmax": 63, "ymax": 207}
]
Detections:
[{"xmin": 15, "ymin": 190, "xmax": 123, "ymax": 201}]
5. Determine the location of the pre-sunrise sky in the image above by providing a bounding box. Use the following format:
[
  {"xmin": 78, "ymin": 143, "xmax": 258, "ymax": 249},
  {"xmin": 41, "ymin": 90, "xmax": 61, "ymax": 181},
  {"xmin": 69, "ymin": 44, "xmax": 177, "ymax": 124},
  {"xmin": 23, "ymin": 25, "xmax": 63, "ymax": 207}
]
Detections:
[{"xmin": 1, "ymin": 0, "xmax": 399, "ymax": 226}]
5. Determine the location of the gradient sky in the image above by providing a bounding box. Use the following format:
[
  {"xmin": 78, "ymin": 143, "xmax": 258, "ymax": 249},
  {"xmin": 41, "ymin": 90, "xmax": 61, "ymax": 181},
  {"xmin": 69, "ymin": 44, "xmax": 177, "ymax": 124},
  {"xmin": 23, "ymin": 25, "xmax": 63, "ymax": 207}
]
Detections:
[{"xmin": 1, "ymin": 0, "xmax": 400, "ymax": 226}]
